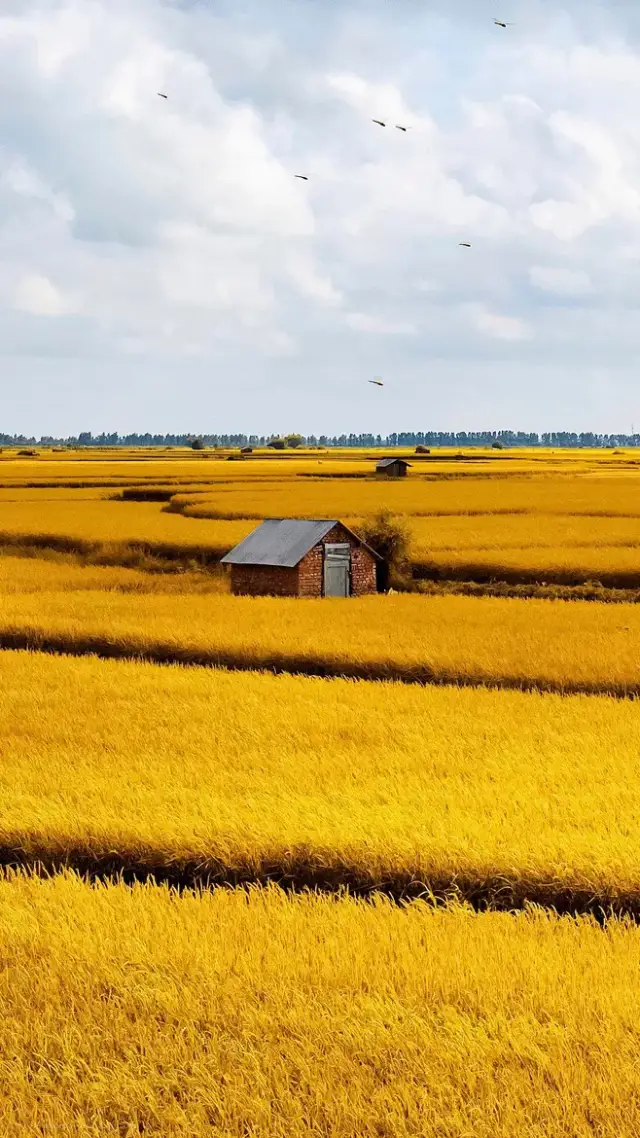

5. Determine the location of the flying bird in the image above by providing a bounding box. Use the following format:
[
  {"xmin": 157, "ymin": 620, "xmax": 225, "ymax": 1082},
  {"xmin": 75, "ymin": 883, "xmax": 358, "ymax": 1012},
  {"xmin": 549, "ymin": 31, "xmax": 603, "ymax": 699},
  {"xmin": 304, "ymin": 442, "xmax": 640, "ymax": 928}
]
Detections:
[
  {"xmin": 294, "ymin": 174, "xmax": 309, "ymax": 180},
  {"xmin": 157, "ymin": 92, "xmax": 168, "ymax": 99},
  {"xmin": 395, "ymin": 125, "xmax": 410, "ymax": 131},
  {"xmin": 493, "ymin": 18, "xmax": 513, "ymax": 26},
  {"xmin": 369, "ymin": 378, "xmax": 384, "ymax": 387},
  {"xmin": 372, "ymin": 119, "xmax": 386, "ymax": 127},
  {"xmin": 459, "ymin": 242, "xmax": 472, "ymax": 248}
]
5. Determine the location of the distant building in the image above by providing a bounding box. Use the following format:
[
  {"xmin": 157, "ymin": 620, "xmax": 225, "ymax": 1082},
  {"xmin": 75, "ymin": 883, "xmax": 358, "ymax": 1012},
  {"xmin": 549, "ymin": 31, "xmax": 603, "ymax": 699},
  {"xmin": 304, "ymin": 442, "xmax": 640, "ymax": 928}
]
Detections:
[
  {"xmin": 221, "ymin": 518, "xmax": 380, "ymax": 597},
  {"xmin": 375, "ymin": 457, "xmax": 411, "ymax": 478}
]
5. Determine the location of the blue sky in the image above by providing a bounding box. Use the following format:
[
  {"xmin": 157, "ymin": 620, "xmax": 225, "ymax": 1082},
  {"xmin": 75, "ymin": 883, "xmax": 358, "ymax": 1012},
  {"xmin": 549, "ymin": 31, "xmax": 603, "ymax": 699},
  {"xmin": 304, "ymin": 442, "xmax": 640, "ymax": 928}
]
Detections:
[{"xmin": 2, "ymin": 0, "xmax": 640, "ymax": 435}]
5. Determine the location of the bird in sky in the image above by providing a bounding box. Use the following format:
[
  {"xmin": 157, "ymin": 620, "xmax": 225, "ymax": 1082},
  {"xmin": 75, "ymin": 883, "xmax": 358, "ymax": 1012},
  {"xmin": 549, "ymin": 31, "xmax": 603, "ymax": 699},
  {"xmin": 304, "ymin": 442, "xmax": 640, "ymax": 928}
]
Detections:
[
  {"xmin": 369, "ymin": 378, "xmax": 384, "ymax": 387},
  {"xmin": 157, "ymin": 92, "xmax": 168, "ymax": 99},
  {"xmin": 294, "ymin": 174, "xmax": 308, "ymax": 180},
  {"xmin": 493, "ymin": 18, "xmax": 513, "ymax": 27},
  {"xmin": 395, "ymin": 125, "xmax": 410, "ymax": 131},
  {"xmin": 459, "ymin": 242, "xmax": 472, "ymax": 248},
  {"xmin": 372, "ymin": 119, "xmax": 386, "ymax": 127}
]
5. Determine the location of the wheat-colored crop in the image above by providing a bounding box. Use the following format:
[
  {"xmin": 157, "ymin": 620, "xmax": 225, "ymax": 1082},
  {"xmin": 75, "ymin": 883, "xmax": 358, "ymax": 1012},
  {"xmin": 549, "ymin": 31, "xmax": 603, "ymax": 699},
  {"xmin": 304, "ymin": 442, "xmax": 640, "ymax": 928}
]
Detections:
[
  {"xmin": 0, "ymin": 589, "xmax": 638, "ymax": 694},
  {"xmin": 170, "ymin": 474, "xmax": 640, "ymax": 521},
  {"xmin": 415, "ymin": 542, "xmax": 640, "ymax": 586},
  {"xmin": 3, "ymin": 649, "xmax": 640, "ymax": 905},
  {"xmin": 0, "ymin": 555, "xmax": 228, "ymax": 594},
  {"xmin": 0, "ymin": 499, "xmax": 253, "ymax": 563},
  {"xmin": 2, "ymin": 873, "xmax": 640, "ymax": 1137}
]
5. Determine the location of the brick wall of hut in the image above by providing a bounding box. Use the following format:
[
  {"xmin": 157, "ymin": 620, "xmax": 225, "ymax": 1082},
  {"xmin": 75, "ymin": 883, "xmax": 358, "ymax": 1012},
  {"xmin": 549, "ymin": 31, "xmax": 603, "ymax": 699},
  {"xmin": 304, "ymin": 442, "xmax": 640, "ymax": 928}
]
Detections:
[{"xmin": 230, "ymin": 564, "xmax": 299, "ymax": 597}]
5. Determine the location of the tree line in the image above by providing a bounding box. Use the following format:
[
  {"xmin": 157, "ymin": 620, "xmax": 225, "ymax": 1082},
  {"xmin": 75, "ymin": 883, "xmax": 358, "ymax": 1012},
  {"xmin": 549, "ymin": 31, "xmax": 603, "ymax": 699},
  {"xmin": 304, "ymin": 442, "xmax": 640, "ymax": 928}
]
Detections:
[{"xmin": 1, "ymin": 430, "xmax": 639, "ymax": 449}]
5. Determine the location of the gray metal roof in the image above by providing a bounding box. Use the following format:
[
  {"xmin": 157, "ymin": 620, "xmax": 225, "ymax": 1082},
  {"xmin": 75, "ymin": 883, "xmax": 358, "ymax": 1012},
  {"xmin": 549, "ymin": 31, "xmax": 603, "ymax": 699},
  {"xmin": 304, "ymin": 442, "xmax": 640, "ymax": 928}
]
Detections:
[
  {"xmin": 221, "ymin": 519, "xmax": 338, "ymax": 567},
  {"xmin": 221, "ymin": 518, "xmax": 381, "ymax": 567},
  {"xmin": 376, "ymin": 457, "xmax": 412, "ymax": 468}
]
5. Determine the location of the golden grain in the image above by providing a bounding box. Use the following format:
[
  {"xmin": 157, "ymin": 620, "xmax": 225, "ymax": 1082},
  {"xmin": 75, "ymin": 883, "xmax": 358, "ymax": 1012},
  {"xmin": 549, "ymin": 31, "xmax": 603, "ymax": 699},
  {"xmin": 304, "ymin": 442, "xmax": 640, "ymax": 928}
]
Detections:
[
  {"xmin": 0, "ymin": 588, "xmax": 638, "ymax": 693},
  {"xmin": 3, "ymin": 650, "xmax": 640, "ymax": 903},
  {"xmin": 2, "ymin": 873, "xmax": 640, "ymax": 1137}
]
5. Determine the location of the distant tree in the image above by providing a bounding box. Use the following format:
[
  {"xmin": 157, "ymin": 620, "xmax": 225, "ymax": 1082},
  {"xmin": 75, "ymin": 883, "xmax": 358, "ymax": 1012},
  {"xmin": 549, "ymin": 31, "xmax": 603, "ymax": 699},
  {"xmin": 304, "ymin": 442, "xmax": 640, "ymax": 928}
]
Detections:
[
  {"xmin": 491, "ymin": 441, "xmax": 504, "ymax": 450},
  {"xmin": 285, "ymin": 434, "xmax": 304, "ymax": 448},
  {"xmin": 267, "ymin": 437, "xmax": 286, "ymax": 450},
  {"xmin": 191, "ymin": 437, "xmax": 205, "ymax": 451},
  {"xmin": 415, "ymin": 445, "xmax": 430, "ymax": 454}
]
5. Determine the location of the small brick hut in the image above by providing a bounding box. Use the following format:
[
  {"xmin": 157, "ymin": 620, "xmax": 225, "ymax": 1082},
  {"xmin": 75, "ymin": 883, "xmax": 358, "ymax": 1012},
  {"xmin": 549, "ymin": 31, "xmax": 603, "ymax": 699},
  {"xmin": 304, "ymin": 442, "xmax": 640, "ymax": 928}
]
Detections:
[
  {"xmin": 221, "ymin": 518, "xmax": 381, "ymax": 597},
  {"xmin": 376, "ymin": 457, "xmax": 411, "ymax": 478}
]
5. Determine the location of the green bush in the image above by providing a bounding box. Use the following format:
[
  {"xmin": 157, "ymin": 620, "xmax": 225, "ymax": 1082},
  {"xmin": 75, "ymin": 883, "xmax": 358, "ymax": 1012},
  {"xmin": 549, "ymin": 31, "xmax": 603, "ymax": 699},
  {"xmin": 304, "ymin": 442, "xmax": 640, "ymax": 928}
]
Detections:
[{"xmin": 358, "ymin": 511, "xmax": 412, "ymax": 591}]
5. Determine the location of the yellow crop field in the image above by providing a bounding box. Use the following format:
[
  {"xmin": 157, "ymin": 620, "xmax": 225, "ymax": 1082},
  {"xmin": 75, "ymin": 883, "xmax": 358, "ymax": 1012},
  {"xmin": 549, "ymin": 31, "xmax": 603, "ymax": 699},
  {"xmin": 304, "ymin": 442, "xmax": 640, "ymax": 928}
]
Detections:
[
  {"xmin": 0, "ymin": 556, "xmax": 227, "ymax": 595},
  {"xmin": 5, "ymin": 477, "xmax": 640, "ymax": 585},
  {"xmin": 1, "ymin": 589, "xmax": 639, "ymax": 694},
  {"xmin": 4, "ymin": 649, "xmax": 640, "ymax": 906},
  {"xmin": 418, "ymin": 543, "xmax": 640, "ymax": 587},
  {"xmin": 4, "ymin": 443, "xmax": 640, "ymax": 1130},
  {"xmin": 411, "ymin": 512, "xmax": 640, "ymax": 550},
  {"xmin": 2, "ymin": 874, "xmax": 640, "ymax": 1138},
  {"xmin": 0, "ymin": 499, "xmax": 253, "ymax": 563},
  {"xmin": 170, "ymin": 473, "xmax": 640, "ymax": 520}
]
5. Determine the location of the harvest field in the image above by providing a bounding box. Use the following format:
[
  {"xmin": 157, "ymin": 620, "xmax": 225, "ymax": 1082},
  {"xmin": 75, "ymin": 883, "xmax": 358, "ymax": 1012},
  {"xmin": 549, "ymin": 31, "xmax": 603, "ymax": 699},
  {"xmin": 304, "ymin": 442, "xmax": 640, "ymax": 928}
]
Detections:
[
  {"xmin": 2, "ymin": 448, "xmax": 640, "ymax": 584},
  {"xmin": 2, "ymin": 587, "xmax": 640, "ymax": 694},
  {"xmin": 4, "ymin": 649, "xmax": 640, "ymax": 909},
  {"xmin": 2, "ymin": 873, "xmax": 640, "ymax": 1138},
  {"xmin": 3, "ymin": 445, "xmax": 640, "ymax": 1132}
]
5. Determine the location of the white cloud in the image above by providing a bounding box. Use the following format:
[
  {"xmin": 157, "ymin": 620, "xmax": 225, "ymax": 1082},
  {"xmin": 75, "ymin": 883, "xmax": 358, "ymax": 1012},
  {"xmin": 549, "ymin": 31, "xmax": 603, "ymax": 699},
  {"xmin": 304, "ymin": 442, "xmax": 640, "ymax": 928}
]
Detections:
[
  {"xmin": 13, "ymin": 273, "xmax": 74, "ymax": 316},
  {"xmin": 529, "ymin": 265, "xmax": 592, "ymax": 296},
  {"xmin": 471, "ymin": 306, "xmax": 533, "ymax": 342},
  {"xmin": 345, "ymin": 312, "xmax": 417, "ymax": 335}
]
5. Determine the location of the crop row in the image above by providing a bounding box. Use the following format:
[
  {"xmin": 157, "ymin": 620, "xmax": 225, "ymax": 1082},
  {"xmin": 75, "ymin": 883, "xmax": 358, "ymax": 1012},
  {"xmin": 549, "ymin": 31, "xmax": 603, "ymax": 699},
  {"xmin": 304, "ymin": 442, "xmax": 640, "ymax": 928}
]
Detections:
[
  {"xmin": 2, "ymin": 872, "xmax": 639, "ymax": 1137},
  {"xmin": 3, "ymin": 649, "xmax": 640, "ymax": 909},
  {"xmin": 0, "ymin": 589, "xmax": 638, "ymax": 695}
]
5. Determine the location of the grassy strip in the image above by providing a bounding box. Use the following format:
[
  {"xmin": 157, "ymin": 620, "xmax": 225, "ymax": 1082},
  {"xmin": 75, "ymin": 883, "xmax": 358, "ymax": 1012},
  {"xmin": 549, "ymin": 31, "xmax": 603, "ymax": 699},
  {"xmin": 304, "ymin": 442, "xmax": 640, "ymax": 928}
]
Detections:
[
  {"xmin": 0, "ymin": 590, "xmax": 640, "ymax": 696},
  {"xmin": 4, "ymin": 873, "xmax": 640, "ymax": 1137},
  {"xmin": 4, "ymin": 650, "xmax": 640, "ymax": 911}
]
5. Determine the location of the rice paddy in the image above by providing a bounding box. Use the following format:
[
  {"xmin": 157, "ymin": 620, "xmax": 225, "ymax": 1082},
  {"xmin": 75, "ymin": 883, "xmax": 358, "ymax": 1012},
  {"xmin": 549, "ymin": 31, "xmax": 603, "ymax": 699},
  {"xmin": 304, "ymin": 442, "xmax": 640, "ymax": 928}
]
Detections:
[
  {"xmin": 1, "ymin": 587, "xmax": 639, "ymax": 694},
  {"xmin": 2, "ymin": 872, "xmax": 640, "ymax": 1137},
  {"xmin": 3, "ymin": 445, "xmax": 640, "ymax": 1133},
  {"xmin": 3, "ymin": 647, "xmax": 640, "ymax": 909}
]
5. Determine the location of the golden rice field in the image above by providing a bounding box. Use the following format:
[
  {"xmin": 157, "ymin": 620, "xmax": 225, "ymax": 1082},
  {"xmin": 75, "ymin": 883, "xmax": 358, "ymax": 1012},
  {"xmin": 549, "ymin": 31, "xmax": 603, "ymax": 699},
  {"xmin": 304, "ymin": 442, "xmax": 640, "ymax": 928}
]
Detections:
[
  {"xmin": 2, "ymin": 873, "xmax": 640, "ymax": 1138},
  {"xmin": 0, "ymin": 555, "xmax": 226, "ymax": 595},
  {"xmin": 4, "ymin": 649, "xmax": 640, "ymax": 908},
  {"xmin": 5, "ymin": 473, "xmax": 640, "ymax": 584},
  {"xmin": 416, "ymin": 540, "xmax": 640, "ymax": 587},
  {"xmin": 4, "ymin": 446, "xmax": 640, "ymax": 1132},
  {"xmin": 1, "ymin": 587, "xmax": 639, "ymax": 694},
  {"xmin": 0, "ymin": 498, "xmax": 254, "ymax": 565},
  {"xmin": 169, "ymin": 472, "xmax": 640, "ymax": 519}
]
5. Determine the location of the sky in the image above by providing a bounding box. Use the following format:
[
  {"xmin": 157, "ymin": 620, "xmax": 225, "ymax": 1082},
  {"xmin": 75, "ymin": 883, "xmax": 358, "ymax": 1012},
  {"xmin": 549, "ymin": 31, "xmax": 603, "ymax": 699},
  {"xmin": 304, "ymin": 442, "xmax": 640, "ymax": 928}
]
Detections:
[{"xmin": 3, "ymin": 0, "xmax": 640, "ymax": 435}]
